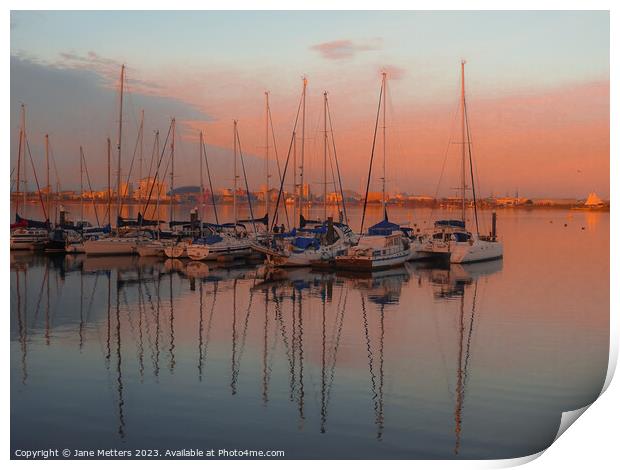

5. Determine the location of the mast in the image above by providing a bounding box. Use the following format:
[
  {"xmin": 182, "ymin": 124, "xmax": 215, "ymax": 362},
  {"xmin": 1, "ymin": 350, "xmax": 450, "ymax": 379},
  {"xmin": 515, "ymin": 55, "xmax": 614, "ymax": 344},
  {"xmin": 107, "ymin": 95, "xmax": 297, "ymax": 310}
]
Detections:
[
  {"xmin": 80, "ymin": 146, "xmax": 84, "ymax": 223},
  {"xmin": 359, "ymin": 74, "xmax": 385, "ymax": 234},
  {"xmin": 139, "ymin": 109, "xmax": 144, "ymax": 195},
  {"xmin": 381, "ymin": 71, "xmax": 387, "ymax": 216},
  {"xmin": 45, "ymin": 134, "xmax": 50, "ymax": 219},
  {"xmin": 233, "ymin": 120, "xmax": 238, "ymax": 224},
  {"xmin": 116, "ymin": 64, "xmax": 125, "ymax": 224},
  {"xmin": 460, "ymin": 60, "xmax": 466, "ymax": 223},
  {"xmin": 323, "ymin": 91, "xmax": 328, "ymax": 220},
  {"xmin": 292, "ymin": 131, "xmax": 297, "ymax": 229},
  {"xmin": 21, "ymin": 105, "xmax": 27, "ymax": 212},
  {"xmin": 15, "ymin": 115, "xmax": 23, "ymax": 217},
  {"xmin": 299, "ymin": 77, "xmax": 307, "ymax": 221},
  {"xmin": 155, "ymin": 131, "xmax": 161, "ymax": 236},
  {"xmin": 326, "ymin": 95, "xmax": 348, "ymax": 225},
  {"xmin": 199, "ymin": 131, "xmax": 204, "ymax": 223},
  {"xmin": 170, "ymin": 118, "xmax": 176, "ymax": 222},
  {"xmin": 107, "ymin": 138, "xmax": 111, "ymax": 227},
  {"xmin": 264, "ymin": 92, "xmax": 270, "ymax": 219}
]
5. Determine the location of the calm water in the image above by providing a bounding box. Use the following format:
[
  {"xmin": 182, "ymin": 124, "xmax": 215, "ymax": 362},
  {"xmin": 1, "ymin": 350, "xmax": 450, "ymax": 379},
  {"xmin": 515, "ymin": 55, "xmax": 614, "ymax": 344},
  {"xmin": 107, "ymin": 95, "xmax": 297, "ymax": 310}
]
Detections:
[{"xmin": 10, "ymin": 204, "xmax": 609, "ymax": 459}]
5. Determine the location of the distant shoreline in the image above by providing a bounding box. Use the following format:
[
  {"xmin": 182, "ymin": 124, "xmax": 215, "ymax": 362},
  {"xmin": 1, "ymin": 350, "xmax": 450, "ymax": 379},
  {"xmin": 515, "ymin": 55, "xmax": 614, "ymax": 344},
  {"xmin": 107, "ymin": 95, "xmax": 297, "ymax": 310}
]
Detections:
[{"xmin": 10, "ymin": 196, "xmax": 610, "ymax": 212}]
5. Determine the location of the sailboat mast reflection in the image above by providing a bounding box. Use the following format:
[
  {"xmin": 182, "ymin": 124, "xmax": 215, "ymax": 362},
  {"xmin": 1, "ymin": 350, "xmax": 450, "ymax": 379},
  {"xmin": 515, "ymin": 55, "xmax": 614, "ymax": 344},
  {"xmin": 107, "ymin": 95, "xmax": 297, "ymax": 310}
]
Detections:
[
  {"xmin": 115, "ymin": 271, "xmax": 126, "ymax": 440},
  {"xmin": 272, "ymin": 287, "xmax": 295, "ymax": 401},
  {"xmin": 454, "ymin": 279, "xmax": 479, "ymax": 455},
  {"xmin": 198, "ymin": 280, "xmax": 204, "ymax": 380},
  {"xmin": 169, "ymin": 273, "xmax": 176, "ymax": 373},
  {"xmin": 15, "ymin": 268, "xmax": 28, "ymax": 384},
  {"xmin": 360, "ymin": 291, "xmax": 385, "ymax": 440},
  {"xmin": 198, "ymin": 280, "xmax": 218, "ymax": 382},
  {"xmin": 45, "ymin": 259, "xmax": 50, "ymax": 346},
  {"xmin": 135, "ymin": 276, "xmax": 145, "ymax": 382},
  {"xmin": 231, "ymin": 279, "xmax": 238, "ymax": 395},
  {"xmin": 296, "ymin": 286, "xmax": 305, "ymax": 427},
  {"xmin": 262, "ymin": 289, "xmax": 270, "ymax": 405},
  {"xmin": 231, "ymin": 278, "xmax": 255, "ymax": 395}
]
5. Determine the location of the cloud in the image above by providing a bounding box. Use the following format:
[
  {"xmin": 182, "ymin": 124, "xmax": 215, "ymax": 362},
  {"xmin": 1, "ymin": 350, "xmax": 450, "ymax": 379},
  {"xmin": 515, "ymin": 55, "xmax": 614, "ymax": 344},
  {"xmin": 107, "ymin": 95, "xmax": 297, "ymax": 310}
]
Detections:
[
  {"xmin": 10, "ymin": 55, "xmax": 214, "ymax": 190},
  {"xmin": 311, "ymin": 38, "xmax": 382, "ymax": 60},
  {"xmin": 54, "ymin": 51, "xmax": 162, "ymax": 95}
]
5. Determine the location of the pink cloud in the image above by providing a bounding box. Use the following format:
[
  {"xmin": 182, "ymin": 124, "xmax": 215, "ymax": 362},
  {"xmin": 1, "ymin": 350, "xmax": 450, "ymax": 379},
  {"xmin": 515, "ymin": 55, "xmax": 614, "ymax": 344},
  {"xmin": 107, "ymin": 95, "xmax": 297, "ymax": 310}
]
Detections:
[{"xmin": 311, "ymin": 38, "xmax": 382, "ymax": 60}]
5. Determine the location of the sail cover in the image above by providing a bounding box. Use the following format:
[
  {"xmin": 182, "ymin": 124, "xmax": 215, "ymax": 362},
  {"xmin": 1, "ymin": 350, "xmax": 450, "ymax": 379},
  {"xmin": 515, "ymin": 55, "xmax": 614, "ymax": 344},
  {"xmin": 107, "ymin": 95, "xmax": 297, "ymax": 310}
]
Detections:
[
  {"xmin": 368, "ymin": 218, "xmax": 400, "ymax": 236},
  {"xmin": 13, "ymin": 213, "xmax": 50, "ymax": 229}
]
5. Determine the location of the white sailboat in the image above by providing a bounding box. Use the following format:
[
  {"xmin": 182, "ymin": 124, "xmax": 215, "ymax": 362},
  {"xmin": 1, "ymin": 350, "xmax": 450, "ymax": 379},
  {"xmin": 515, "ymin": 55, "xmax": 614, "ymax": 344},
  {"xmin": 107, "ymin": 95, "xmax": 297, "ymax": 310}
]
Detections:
[
  {"xmin": 137, "ymin": 129, "xmax": 168, "ymax": 258},
  {"xmin": 335, "ymin": 218, "xmax": 410, "ymax": 271},
  {"xmin": 10, "ymin": 228, "xmax": 50, "ymax": 250},
  {"xmin": 335, "ymin": 72, "xmax": 411, "ymax": 271},
  {"xmin": 422, "ymin": 61, "xmax": 503, "ymax": 264},
  {"xmin": 257, "ymin": 85, "xmax": 356, "ymax": 267},
  {"xmin": 187, "ymin": 232, "xmax": 252, "ymax": 261},
  {"xmin": 84, "ymin": 64, "xmax": 137, "ymax": 256},
  {"xmin": 263, "ymin": 219, "xmax": 354, "ymax": 267},
  {"xmin": 10, "ymin": 104, "xmax": 50, "ymax": 250}
]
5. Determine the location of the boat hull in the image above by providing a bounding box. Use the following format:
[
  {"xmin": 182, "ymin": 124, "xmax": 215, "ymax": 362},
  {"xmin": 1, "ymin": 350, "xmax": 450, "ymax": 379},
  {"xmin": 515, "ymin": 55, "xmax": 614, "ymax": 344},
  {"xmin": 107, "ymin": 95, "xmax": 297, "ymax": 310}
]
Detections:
[
  {"xmin": 164, "ymin": 243, "xmax": 188, "ymax": 259},
  {"xmin": 66, "ymin": 243, "xmax": 85, "ymax": 253},
  {"xmin": 83, "ymin": 239, "xmax": 137, "ymax": 256},
  {"xmin": 136, "ymin": 243, "xmax": 165, "ymax": 257},
  {"xmin": 186, "ymin": 245, "xmax": 210, "ymax": 261},
  {"xmin": 449, "ymin": 240, "xmax": 504, "ymax": 264},
  {"xmin": 10, "ymin": 241, "xmax": 36, "ymax": 250},
  {"xmin": 10, "ymin": 229, "xmax": 49, "ymax": 250},
  {"xmin": 197, "ymin": 241, "xmax": 252, "ymax": 261},
  {"xmin": 335, "ymin": 251, "xmax": 410, "ymax": 272},
  {"xmin": 43, "ymin": 240, "xmax": 67, "ymax": 253}
]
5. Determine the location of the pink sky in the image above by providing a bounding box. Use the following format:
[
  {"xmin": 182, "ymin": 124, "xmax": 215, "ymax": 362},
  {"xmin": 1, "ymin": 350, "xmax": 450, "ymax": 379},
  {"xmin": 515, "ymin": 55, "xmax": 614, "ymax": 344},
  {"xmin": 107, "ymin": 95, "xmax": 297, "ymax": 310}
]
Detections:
[{"xmin": 10, "ymin": 11, "xmax": 609, "ymax": 198}]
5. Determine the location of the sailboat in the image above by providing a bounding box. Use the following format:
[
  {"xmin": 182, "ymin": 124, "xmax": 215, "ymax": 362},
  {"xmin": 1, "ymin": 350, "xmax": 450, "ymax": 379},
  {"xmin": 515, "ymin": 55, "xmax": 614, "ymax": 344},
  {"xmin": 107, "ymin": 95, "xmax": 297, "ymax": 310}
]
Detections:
[
  {"xmin": 136, "ymin": 130, "xmax": 169, "ymax": 257},
  {"xmin": 84, "ymin": 65, "xmax": 151, "ymax": 256},
  {"xmin": 11, "ymin": 104, "xmax": 50, "ymax": 250},
  {"xmin": 257, "ymin": 85, "xmax": 356, "ymax": 267},
  {"xmin": 422, "ymin": 62, "xmax": 503, "ymax": 264},
  {"xmin": 335, "ymin": 72, "xmax": 411, "ymax": 271},
  {"xmin": 188, "ymin": 121, "xmax": 258, "ymax": 261},
  {"xmin": 65, "ymin": 141, "xmax": 114, "ymax": 253}
]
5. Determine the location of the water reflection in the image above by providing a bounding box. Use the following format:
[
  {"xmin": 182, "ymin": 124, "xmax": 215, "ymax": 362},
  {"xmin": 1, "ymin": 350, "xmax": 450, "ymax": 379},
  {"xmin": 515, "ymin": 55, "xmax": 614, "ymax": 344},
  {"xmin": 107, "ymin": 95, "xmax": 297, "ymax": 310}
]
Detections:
[
  {"xmin": 413, "ymin": 259, "xmax": 503, "ymax": 299},
  {"xmin": 11, "ymin": 253, "xmax": 498, "ymax": 444},
  {"xmin": 9, "ymin": 242, "xmax": 607, "ymax": 458}
]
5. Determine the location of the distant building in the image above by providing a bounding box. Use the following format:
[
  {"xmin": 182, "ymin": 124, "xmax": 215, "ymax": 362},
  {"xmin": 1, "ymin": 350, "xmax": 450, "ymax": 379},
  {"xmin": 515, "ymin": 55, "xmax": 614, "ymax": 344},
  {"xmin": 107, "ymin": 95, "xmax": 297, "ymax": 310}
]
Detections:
[
  {"xmin": 134, "ymin": 177, "xmax": 168, "ymax": 201},
  {"xmin": 494, "ymin": 197, "xmax": 529, "ymax": 207},
  {"xmin": 118, "ymin": 182, "xmax": 133, "ymax": 200},
  {"xmin": 342, "ymin": 189, "xmax": 361, "ymax": 201},
  {"xmin": 326, "ymin": 191, "xmax": 342, "ymax": 203},
  {"xmin": 407, "ymin": 195, "xmax": 435, "ymax": 202},
  {"xmin": 366, "ymin": 191, "xmax": 387, "ymax": 203},
  {"xmin": 256, "ymin": 188, "xmax": 280, "ymax": 203}
]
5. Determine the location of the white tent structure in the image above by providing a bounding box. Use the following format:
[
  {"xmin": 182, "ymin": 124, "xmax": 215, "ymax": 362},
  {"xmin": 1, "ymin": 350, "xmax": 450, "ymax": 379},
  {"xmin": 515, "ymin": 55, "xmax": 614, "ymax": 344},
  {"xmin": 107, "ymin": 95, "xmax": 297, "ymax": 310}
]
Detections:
[{"xmin": 584, "ymin": 192, "xmax": 605, "ymax": 208}]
